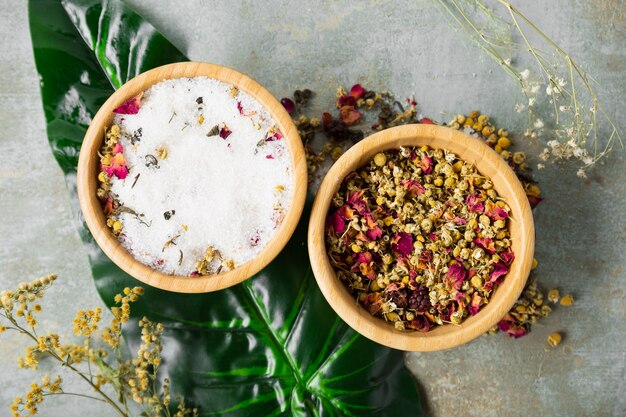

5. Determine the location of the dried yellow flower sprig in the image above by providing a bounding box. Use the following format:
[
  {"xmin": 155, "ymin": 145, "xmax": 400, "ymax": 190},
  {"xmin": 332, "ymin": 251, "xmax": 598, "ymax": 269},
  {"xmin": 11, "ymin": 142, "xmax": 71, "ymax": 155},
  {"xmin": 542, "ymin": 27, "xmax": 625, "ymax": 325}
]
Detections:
[
  {"xmin": 9, "ymin": 375, "xmax": 64, "ymax": 416},
  {"xmin": 0, "ymin": 275, "xmax": 198, "ymax": 417}
]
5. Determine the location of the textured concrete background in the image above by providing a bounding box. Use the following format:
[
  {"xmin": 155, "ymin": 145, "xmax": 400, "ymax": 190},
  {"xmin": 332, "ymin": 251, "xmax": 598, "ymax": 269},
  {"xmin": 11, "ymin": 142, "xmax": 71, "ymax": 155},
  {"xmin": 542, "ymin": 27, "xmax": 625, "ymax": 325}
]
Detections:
[{"xmin": 1, "ymin": 0, "xmax": 624, "ymax": 416}]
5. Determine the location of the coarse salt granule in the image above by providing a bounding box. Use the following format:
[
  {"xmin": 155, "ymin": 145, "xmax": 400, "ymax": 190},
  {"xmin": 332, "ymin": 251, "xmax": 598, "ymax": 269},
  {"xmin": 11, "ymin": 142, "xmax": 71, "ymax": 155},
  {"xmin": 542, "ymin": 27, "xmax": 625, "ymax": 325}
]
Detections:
[{"xmin": 108, "ymin": 77, "xmax": 292, "ymax": 275}]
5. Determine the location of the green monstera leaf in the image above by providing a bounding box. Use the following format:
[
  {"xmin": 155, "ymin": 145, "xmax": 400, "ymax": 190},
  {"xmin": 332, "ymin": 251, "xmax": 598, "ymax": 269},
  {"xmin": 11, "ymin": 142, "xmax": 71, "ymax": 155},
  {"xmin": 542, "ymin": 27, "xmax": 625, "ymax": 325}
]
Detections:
[{"xmin": 29, "ymin": 0, "xmax": 424, "ymax": 415}]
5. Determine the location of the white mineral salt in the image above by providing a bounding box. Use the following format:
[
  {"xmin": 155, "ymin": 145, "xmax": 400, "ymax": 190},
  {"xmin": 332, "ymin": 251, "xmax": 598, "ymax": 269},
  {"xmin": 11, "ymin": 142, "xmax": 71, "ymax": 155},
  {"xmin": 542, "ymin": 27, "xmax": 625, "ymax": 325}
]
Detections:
[{"xmin": 109, "ymin": 77, "xmax": 292, "ymax": 275}]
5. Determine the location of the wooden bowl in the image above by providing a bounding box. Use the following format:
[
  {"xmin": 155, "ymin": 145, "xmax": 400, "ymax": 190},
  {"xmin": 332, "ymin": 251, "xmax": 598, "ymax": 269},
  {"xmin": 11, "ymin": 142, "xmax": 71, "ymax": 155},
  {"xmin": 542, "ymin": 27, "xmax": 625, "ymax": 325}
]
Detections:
[
  {"xmin": 308, "ymin": 124, "xmax": 534, "ymax": 351},
  {"xmin": 77, "ymin": 62, "xmax": 307, "ymax": 293}
]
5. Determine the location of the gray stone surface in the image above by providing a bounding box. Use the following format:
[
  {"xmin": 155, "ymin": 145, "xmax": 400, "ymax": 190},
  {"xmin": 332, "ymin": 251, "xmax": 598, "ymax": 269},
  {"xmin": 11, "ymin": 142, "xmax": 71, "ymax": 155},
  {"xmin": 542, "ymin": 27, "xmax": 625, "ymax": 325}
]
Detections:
[{"xmin": 1, "ymin": 0, "xmax": 624, "ymax": 416}]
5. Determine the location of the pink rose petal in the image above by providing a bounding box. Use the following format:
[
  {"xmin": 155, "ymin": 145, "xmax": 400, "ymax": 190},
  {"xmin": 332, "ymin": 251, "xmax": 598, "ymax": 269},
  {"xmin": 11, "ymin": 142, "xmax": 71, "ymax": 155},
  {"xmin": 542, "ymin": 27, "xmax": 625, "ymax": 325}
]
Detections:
[
  {"xmin": 392, "ymin": 232, "xmax": 413, "ymax": 256},
  {"xmin": 401, "ymin": 179, "xmax": 426, "ymax": 196},
  {"xmin": 113, "ymin": 93, "xmax": 143, "ymax": 115},
  {"xmin": 349, "ymin": 84, "xmax": 366, "ymax": 99}
]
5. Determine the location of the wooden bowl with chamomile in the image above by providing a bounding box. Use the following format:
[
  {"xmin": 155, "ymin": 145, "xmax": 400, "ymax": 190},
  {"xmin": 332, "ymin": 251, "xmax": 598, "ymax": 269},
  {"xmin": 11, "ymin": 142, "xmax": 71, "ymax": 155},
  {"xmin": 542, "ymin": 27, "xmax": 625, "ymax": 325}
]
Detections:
[
  {"xmin": 308, "ymin": 124, "xmax": 534, "ymax": 351},
  {"xmin": 77, "ymin": 62, "xmax": 307, "ymax": 293}
]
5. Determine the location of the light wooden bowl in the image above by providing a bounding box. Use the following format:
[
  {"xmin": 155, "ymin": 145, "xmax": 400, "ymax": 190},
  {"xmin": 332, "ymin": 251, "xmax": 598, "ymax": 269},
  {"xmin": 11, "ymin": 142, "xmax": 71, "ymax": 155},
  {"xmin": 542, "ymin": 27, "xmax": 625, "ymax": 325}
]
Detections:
[
  {"xmin": 77, "ymin": 62, "xmax": 307, "ymax": 293},
  {"xmin": 308, "ymin": 124, "xmax": 534, "ymax": 351}
]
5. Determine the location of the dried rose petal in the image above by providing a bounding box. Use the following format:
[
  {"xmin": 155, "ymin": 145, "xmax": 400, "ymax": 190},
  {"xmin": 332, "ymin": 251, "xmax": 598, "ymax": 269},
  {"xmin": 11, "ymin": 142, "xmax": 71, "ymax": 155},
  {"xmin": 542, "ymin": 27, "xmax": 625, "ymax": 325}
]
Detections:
[
  {"xmin": 339, "ymin": 106, "xmax": 362, "ymax": 126},
  {"xmin": 418, "ymin": 316, "xmax": 431, "ymax": 332},
  {"xmin": 498, "ymin": 320, "xmax": 511, "ymax": 332},
  {"xmin": 280, "ymin": 97, "xmax": 295, "ymax": 114},
  {"xmin": 103, "ymin": 153, "xmax": 128, "ymax": 179},
  {"xmin": 419, "ymin": 117, "xmax": 435, "ymax": 124},
  {"xmin": 407, "ymin": 315, "xmax": 431, "ymax": 332},
  {"xmin": 420, "ymin": 156, "xmax": 433, "ymax": 174},
  {"xmin": 337, "ymin": 95, "xmax": 357, "ymax": 108},
  {"xmin": 465, "ymin": 194, "xmax": 485, "ymax": 213},
  {"xmin": 347, "ymin": 190, "xmax": 364, "ymax": 205},
  {"xmin": 385, "ymin": 283, "xmax": 400, "ymax": 293},
  {"xmin": 112, "ymin": 143, "xmax": 124, "ymax": 155},
  {"xmin": 452, "ymin": 217, "xmax": 467, "ymax": 225},
  {"xmin": 499, "ymin": 316, "xmax": 527, "ymax": 338},
  {"xmin": 446, "ymin": 263, "xmax": 467, "ymax": 291},
  {"xmin": 219, "ymin": 125, "xmax": 232, "ymax": 139},
  {"xmin": 419, "ymin": 250, "xmax": 433, "ymax": 263},
  {"xmin": 485, "ymin": 203, "xmax": 509, "ymax": 220},
  {"xmin": 441, "ymin": 303, "xmax": 455, "ymax": 321},
  {"xmin": 501, "ymin": 248, "xmax": 515, "ymax": 265},
  {"xmin": 365, "ymin": 294, "xmax": 383, "ymax": 315},
  {"xmin": 349, "ymin": 84, "xmax": 365, "ymax": 100},
  {"xmin": 265, "ymin": 131, "xmax": 283, "ymax": 142},
  {"xmin": 237, "ymin": 101, "xmax": 257, "ymax": 117},
  {"xmin": 485, "ymin": 262, "xmax": 509, "ymax": 290},
  {"xmin": 401, "ymin": 179, "xmax": 426, "ymax": 196},
  {"xmin": 265, "ymin": 155, "xmax": 274, "ymax": 159},
  {"xmin": 454, "ymin": 291, "xmax": 466, "ymax": 307},
  {"xmin": 366, "ymin": 226, "xmax": 383, "ymax": 240},
  {"xmin": 469, "ymin": 293, "xmax": 482, "ymax": 316},
  {"xmin": 115, "ymin": 166, "xmax": 128, "ymax": 179},
  {"xmin": 347, "ymin": 191, "xmax": 369, "ymax": 215},
  {"xmin": 490, "ymin": 261, "xmax": 509, "ymax": 279},
  {"xmin": 326, "ymin": 211, "xmax": 345, "ymax": 234},
  {"xmin": 392, "ymin": 232, "xmax": 413, "ymax": 256},
  {"xmin": 337, "ymin": 205, "xmax": 354, "ymax": 220},
  {"xmin": 356, "ymin": 252, "xmax": 373, "ymax": 264},
  {"xmin": 474, "ymin": 237, "xmax": 496, "ymax": 254},
  {"xmin": 508, "ymin": 327, "xmax": 527, "ymax": 338},
  {"xmin": 113, "ymin": 93, "xmax": 143, "ymax": 115}
]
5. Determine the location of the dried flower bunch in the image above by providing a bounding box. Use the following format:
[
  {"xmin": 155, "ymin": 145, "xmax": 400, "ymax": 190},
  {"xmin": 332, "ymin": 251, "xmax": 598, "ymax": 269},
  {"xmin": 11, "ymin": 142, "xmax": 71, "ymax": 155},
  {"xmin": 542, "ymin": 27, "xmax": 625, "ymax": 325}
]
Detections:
[
  {"xmin": 0, "ymin": 275, "xmax": 197, "ymax": 417},
  {"xmin": 325, "ymin": 145, "xmax": 515, "ymax": 331}
]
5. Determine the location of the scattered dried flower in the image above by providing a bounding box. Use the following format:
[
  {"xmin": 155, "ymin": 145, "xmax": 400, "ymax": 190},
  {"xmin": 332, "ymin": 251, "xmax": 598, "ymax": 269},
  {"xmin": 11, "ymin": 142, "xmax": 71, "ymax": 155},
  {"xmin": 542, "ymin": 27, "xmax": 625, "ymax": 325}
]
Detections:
[
  {"xmin": 560, "ymin": 294, "xmax": 574, "ymax": 306},
  {"xmin": 547, "ymin": 332, "xmax": 562, "ymax": 347}
]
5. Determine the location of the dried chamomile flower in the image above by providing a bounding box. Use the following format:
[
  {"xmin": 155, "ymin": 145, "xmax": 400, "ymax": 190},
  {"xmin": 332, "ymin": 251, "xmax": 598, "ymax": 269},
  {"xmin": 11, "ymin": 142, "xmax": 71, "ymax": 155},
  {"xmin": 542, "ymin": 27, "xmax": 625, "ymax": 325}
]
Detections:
[
  {"xmin": 547, "ymin": 332, "xmax": 562, "ymax": 347},
  {"xmin": 560, "ymin": 294, "xmax": 574, "ymax": 306},
  {"xmin": 547, "ymin": 288, "xmax": 560, "ymax": 303}
]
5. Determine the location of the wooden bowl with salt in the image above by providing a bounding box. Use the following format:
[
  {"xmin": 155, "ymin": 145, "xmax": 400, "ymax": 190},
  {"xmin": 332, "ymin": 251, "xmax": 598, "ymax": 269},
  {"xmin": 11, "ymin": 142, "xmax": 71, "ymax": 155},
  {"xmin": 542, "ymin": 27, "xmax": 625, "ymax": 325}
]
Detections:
[
  {"xmin": 308, "ymin": 124, "xmax": 534, "ymax": 351},
  {"xmin": 77, "ymin": 62, "xmax": 307, "ymax": 293}
]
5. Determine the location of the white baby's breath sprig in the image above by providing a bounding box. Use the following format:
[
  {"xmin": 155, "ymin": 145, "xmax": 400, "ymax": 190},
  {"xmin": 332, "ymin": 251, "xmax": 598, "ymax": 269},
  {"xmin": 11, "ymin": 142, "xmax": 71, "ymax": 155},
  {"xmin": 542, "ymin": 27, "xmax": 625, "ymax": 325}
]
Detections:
[{"xmin": 435, "ymin": 0, "xmax": 622, "ymax": 175}]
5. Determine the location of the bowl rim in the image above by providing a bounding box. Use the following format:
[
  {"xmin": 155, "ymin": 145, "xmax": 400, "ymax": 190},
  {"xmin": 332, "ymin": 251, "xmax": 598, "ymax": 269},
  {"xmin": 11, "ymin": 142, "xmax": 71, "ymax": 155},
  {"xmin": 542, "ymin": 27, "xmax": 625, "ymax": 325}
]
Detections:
[
  {"xmin": 307, "ymin": 124, "xmax": 534, "ymax": 351},
  {"xmin": 77, "ymin": 62, "xmax": 307, "ymax": 293}
]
